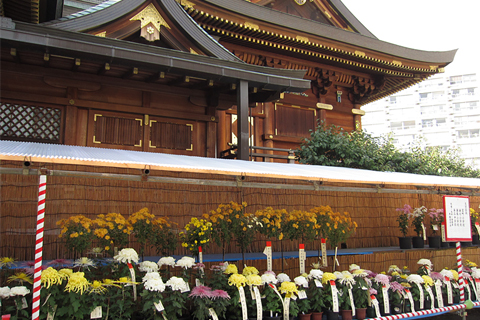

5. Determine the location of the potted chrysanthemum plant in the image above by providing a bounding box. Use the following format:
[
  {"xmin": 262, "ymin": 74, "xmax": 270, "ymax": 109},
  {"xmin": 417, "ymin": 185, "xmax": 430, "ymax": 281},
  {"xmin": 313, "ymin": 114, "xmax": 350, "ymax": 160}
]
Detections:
[
  {"xmin": 406, "ymin": 274, "xmax": 427, "ymax": 311},
  {"xmin": 396, "ymin": 204, "xmax": 412, "ymax": 249},
  {"xmin": 351, "ymin": 269, "xmax": 369, "ymax": 320},
  {"xmin": 163, "ymin": 276, "xmax": 190, "ymax": 320},
  {"xmin": 427, "ymin": 208, "xmax": 444, "ymax": 248},
  {"xmin": 371, "ymin": 273, "xmax": 391, "ymax": 316},
  {"xmin": 306, "ymin": 269, "xmax": 325, "ymax": 320},
  {"xmin": 337, "ymin": 271, "xmax": 356, "ymax": 320},
  {"xmin": 294, "ymin": 275, "xmax": 311, "ymax": 319},
  {"xmin": 388, "ymin": 281, "xmax": 405, "ymax": 315},
  {"xmin": 321, "ymin": 272, "xmax": 342, "ymax": 320},
  {"xmin": 411, "ymin": 206, "xmax": 427, "ymax": 248},
  {"xmin": 189, "ymin": 285, "xmax": 230, "ymax": 320},
  {"xmin": 260, "ymin": 271, "xmax": 282, "ymax": 320}
]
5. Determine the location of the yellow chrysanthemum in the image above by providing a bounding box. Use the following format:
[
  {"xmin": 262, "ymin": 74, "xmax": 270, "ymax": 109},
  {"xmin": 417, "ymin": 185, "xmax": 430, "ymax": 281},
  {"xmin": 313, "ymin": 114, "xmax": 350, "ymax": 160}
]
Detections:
[
  {"xmin": 466, "ymin": 260, "xmax": 478, "ymax": 268},
  {"xmin": 422, "ymin": 275, "xmax": 434, "ymax": 287},
  {"xmin": 242, "ymin": 266, "xmax": 259, "ymax": 276},
  {"xmin": 58, "ymin": 268, "xmax": 73, "ymax": 279},
  {"xmin": 401, "ymin": 282, "xmax": 412, "ymax": 288},
  {"xmin": 246, "ymin": 274, "xmax": 262, "ymax": 286},
  {"xmin": 391, "ymin": 271, "xmax": 400, "ymax": 277},
  {"xmin": 64, "ymin": 272, "xmax": 90, "ymax": 295},
  {"xmin": 224, "ymin": 264, "xmax": 238, "ymax": 275},
  {"xmin": 89, "ymin": 280, "xmax": 108, "ymax": 294},
  {"xmin": 7, "ymin": 273, "xmax": 33, "ymax": 284},
  {"xmin": 322, "ymin": 272, "xmax": 337, "ymax": 284},
  {"xmin": 228, "ymin": 273, "xmax": 247, "ymax": 287},
  {"xmin": 0, "ymin": 257, "xmax": 16, "ymax": 268},
  {"xmin": 41, "ymin": 267, "xmax": 63, "ymax": 289},
  {"xmin": 279, "ymin": 281, "xmax": 298, "ymax": 298},
  {"xmin": 450, "ymin": 270, "xmax": 459, "ymax": 281}
]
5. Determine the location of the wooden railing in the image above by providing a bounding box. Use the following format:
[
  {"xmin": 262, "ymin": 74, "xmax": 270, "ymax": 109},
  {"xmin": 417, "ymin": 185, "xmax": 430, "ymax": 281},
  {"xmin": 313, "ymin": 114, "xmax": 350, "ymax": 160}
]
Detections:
[{"xmin": 220, "ymin": 143, "xmax": 296, "ymax": 163}]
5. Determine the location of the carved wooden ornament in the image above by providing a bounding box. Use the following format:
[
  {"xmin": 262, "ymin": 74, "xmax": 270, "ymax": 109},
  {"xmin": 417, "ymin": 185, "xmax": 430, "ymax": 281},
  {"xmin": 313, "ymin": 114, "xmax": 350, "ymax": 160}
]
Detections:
[{"xmin": 130, "ymin": 3, "xmax": 171, "ymax": 42}]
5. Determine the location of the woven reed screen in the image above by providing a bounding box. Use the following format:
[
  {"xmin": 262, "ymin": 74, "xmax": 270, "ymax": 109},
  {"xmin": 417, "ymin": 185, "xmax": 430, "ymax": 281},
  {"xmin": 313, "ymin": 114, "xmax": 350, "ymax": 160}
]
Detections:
[{"xmin": 1, "ymin": 160, "xmax": 479, "ymax": 273}]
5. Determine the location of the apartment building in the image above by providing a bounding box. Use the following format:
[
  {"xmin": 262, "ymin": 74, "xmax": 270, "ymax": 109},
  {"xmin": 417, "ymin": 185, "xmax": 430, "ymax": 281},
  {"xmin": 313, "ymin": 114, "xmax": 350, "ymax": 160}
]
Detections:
[{"xmin": 362, "ymin": 73, "xmax": 480, "ymax": 168}]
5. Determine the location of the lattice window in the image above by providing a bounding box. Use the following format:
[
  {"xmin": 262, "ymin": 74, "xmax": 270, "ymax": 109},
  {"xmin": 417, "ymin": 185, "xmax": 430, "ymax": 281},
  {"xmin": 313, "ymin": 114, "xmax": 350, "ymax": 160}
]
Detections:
[
  {"xmin": 149, "ymin": 121, "xmax": 193, "ymax": 150},
  {"xmin": 93, "ymin": 114, "xmax": 143, "ymax": 147},
  {"xmin": 0, "ymin": 102, "xmax": 62, "ymax": 143}
]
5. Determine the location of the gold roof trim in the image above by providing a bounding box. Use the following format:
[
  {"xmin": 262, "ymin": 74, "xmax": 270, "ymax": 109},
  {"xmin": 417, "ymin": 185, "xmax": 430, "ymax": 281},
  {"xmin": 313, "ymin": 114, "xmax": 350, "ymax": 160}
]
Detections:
[{"xmin": 130, "ymin": 3, "xmax": 171, "ymax": 30}]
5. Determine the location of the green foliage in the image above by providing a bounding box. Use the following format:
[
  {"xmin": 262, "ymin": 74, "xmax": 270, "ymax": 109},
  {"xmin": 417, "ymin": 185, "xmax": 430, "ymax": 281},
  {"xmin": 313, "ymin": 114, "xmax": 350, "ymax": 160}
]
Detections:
[
  {"xmin": 306, "ymin": 281, "xmax": 325, "ymax": 312},
  {"xmin": 163, "ymin": 288, "xmax": 188, "ymax": 320},
  {"xmin": 289, "ymin": 298, "xmax": 300, "ymax": 317},
  {"xmin": 397, "ymin": 213, "xmax": 409, "ymax": 237},
  {"xmin": 262, "ymin": 285, "xmax": 282, "ymax": 314},
  {"xmin": 296, "ymin": 122, "xmax": 480, "ymax": 178},
  {"xmin": 352, "ymin": 277, "xmax": 369, "ymax": 309}
]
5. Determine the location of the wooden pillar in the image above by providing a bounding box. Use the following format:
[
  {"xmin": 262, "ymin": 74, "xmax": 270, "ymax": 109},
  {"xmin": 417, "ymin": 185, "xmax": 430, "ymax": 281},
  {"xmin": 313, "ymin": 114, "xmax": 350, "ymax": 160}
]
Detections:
[
  {"xmin": 263, "ymin": 102, "xmax": 275, "ymax": 162},
  {"xmin": 237, "ymin": 80, "xmax": 249, "ymax": 160},
  {"xmin": 64, "ymin": 87, "xmax": 78, "ymax": 145},
  {"xmin": 353, "ymin": 103, "xmax": 363, "ymax": 131}
]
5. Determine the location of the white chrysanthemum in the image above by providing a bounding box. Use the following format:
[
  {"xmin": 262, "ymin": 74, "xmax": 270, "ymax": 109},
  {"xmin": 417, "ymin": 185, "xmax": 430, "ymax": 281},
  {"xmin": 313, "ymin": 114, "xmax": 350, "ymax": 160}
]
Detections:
[
  {"xmin": 388, "ymin": 265, "xmax": 401, "ymax": 273},
  {"xmin": 73, "ymin": 257, "xmax": 96, "ymax": 268},
  {"xmin": 261, "ymin": 273, "xmax": 278, "ymax": 285},
  {"xmin": 277, "ymin": 273, "xmax": 291, "ymax": 283},
  {"xmin": 166, "ymin": 276, "xmax": 188, "ymax": 291},
  {"xmin": 440, "ymin": 269, "xmax": 454, "ymax": 280},
  {"xmin": 471, "ymin": 269, "xmax": 480, "ymax": 279},
  {"xmin": 334, "ymin": 271, "xmax": 343, "ymax": 279},
  {"xmin": 308, "ymin": 269, "xmax": 323, "ymax": 280},
  {"xmin": 10, "ymin": 286, "xmax": 30, "ymax": 296},
  {"xmin": 144, "ymin": 278, "xmax": 166, "ymax": 292},
  {"xmin": 407, "ymin": 274, "xmax": 424, "ymax": 284},
  {"xmin": 294, "ymin": 276, "xmax": 308, "ymax": 287},
  {"xmin": 143, "ymin": 272, "xmax": 162, "ymax": 283},
  {"xmin": 175, "ymin": 257, "xmax": 196, "ymax": 269},
  {"xmin": 349, "ymin": 264, "xmax": 360, "ymax": 271},
  {"xmin": 339, "ymin": 272, "xmax": 356, "ymax": 286},
  {"xmin": 0, "ymin": 287, "xmax": 11, "ymax": 298},
  {"xmin": 352, "ymin": 269, "xmax": 368, "ymax": 278},
  {"xmin": 417, "ymin": 259, "xmax": 432, "ymax": 268},
  {"xmin": 114, "ymin": 248, "xmax": 139, "ymax": 264},
  {"xmin": 157, "ymin": 257, "xmax": 176, "ymax": 267},
  {"xmin": 139, "ymin": 261, "xmax": 159, "ymax": 273}
]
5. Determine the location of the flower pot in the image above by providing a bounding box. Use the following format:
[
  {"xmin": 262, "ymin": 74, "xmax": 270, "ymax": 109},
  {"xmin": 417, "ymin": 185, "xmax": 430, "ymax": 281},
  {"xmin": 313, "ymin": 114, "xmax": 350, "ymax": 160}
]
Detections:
[
  {"xmin": 453, "ymin": 294, "xmax": 460, "ymax": 304},
  {"xmin": 263, "ymin": 317, "xmax": 281, "ymax": 320},
  {"xmin": 340, "ymin": 309, "xmax": 352, "ymax": 320},
  {"xmin": 441, "ymin": 240, "xmax": 450, "ymax": 247},
  {"xmin": 379, "ymin": 303, "xmax": 390, "ymax": 316},
  {"xmin": 413, "ymin": 300, "xmax": 423, "ymax": 311},
  {"xmin": 424, "ymin": 299, "xmax": 432, "ymax": 310},
  {"xmin": 461, "ymin": 241, "xmax": 472, "ymax": 247},
  {"xmin": 298, "ymin": 313, "xmax": 312, "ymax": 320},
  {"xmin": 472, "ymin": 234, "xmax": 480, "ymax": 245},
  {"xmin": 311, "ymin": 312, "xmax": 322, "ymax": 320},
  {"xmin": 398, "ymin": 237, "xmax": 412, "ymax": 249},
  {"xmin": 324, "ymin": 310, "xmax": 339, "ymax": 320},
  {"xmin": 366, "ymin": 306, "xmax": 376, "ymax": 318},
  {"xmin": 355, "ymin": 308, "xmax": 366, "ymax": 320},
  {"xmin": 428, "ymin": 236, "xmax": 441, "ymax": 248},
  {"xmin": 390, "ymin": 303, "xmax": 403, "ymax": 315},
  {"xmin": 412, "ymin": 236, "xmax": 425, "ymax": 248}
]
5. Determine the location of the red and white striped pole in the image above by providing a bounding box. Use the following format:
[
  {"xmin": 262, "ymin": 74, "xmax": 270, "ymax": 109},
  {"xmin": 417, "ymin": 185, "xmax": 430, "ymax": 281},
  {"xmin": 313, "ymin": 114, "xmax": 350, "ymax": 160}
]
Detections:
[
  {"xmin": 32, "ymin": 175, "xmax": 47, "ymax": 320},
  {"xmin": 456, "ymin": 241, "xmax": 465, "ymax": 303}
]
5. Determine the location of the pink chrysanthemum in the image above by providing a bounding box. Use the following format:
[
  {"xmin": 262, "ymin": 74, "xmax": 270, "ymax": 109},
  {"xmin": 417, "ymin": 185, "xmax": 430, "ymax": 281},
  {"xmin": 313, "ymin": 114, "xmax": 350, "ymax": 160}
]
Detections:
[
  {"xmin": 369, "ymin": 288, "xmax": 377, "ymax": 295},
  {"xmin": 189, "ymin": 285, "xmax": 212, "ymax": 298},
  {"xmin": 464, "ymin": 273, "xmax": 472, "ymax": 280},
  {"xmin": 193, "ymin": 263, "xmax": 206, "ymax": 269},
  {"xmin": 210, "ymin": 265, "xmax": 223, "ymax": 271},
  {"xmin": 263, "ymin": 270, "xmax": 276, "ymax": 276},
  {"xmin": 20, "ymin": 261, "xmax": 35, "ymax": 268},
  {"xmin": 211, "ymin": 289, "xmax": 230, "ymax": 300},
  {"xmin": 430, "ymin": 272, "xmax": 445, "ymax": 281},
  {"xmin": 366, "ymin": 270, "xmax": 377, "ymax": 278},
  {"xmin": 375, "ymin": 274, "xmax": 390, "ymax": 286},
  {"xmin": 390, "ymin": 281, "xmax": 404, "ymax": 293},
  {"xmin": 47, "ymin": 259, "xmax": 72, "ymax": 267}
]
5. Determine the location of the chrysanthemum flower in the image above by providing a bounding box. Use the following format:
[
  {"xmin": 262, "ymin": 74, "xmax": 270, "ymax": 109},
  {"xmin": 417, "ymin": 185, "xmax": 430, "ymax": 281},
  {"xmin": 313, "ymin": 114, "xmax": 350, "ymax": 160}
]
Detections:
[
  {"xmin": 228, "ymin": 274, "xmax": 247, "ymax": 287},
  {"xmin": 10, "ymin": 286, "xmax": 30, "ymax": 296},
  {"xmin": 349, "ymin": 264, "xmax": 360, "ymax": 271},
  {"xmin": 279, "ymin": 281, "xmax": 298, "ymax": 298},
  {"xmin": 0, "ymin": 287, "xmax": 11, "ymax": 298},
  {"xmin": 401, "ymin": 282, "xmax": 411, "ymax": 288},
  {"xmin": 440, "ymin": 269, "xmax": 454, "ymax": 280},
  {"xmin": 89, "ymin": 281, "xmax": 108, "ymax": 294},
  {"xmin": 321, "ymin": 272, "xmax": 337, "ymax": 284},
  {"xmin": 407, "ymin": 274, "xmax": 424, "ymax": 284},
  {"xmin": 369, "ymin": 288, "xmax": 377, "ymax": 295},
  {"xmin": 352, "ymin": 269, "xmax": 368, "ymax": 278},
  {"xmin": 144, "ymin": 278, "xmax": 166, "ymax": 292},
  {"xmin": 189, "ymin": 285, "xmax": 212, "ymax": 298},
  {"xmin": 294, "ymin": 276, "xmax": 308, "ymax": 288},
  {"xmin": 339, "ymin": 272, "xmax": 356, "ymax": 286},
  {"xmin": 0, "ymin": 257, "xmax": 16, "ymax": 268},
  {"xmin": 64, "ymin": 272, "xmax": 90, "ymax": 294},
  {"xmin": 450, "ymin": 270, "xmax": 459, "ymax": 281},
  {"xmin": 224, "ymin": 264, "xmax": 238, "ymax": 274},
  {"xmin": 261, "ymin": 273, "xmax": 278, "ymax": 285},
  {"xmin": 114, "ymin": 248, "xmax": 139, "ymax": 264},
  {"xmin": 157, "ymin": 257, "xmax": 176, "ymax": 267},
  {"xmin": 175, "ymin": 256, "xmax": 196, "ymax": 269},
  {"xmin": 211, "ymin": 289, "xmax": 230, "ymax": 300},
  {"xmin": 74, "ymin": 257, "xmax": 96, "ymax": 269},
  {"xmin": 277, "ymin": 273, "xmax": 291, "ymax": 283},
  {"xmin": 417, "ymin": 259, "xmax": 432, "ymax": 268},
  {"xmin": 471, "ymin": 269, "xmax": 480, "ymax": 279},
  {"xmin": 41, "ymin": 267, "xmax": 63, "ymax": 289},
  {"xmin": 58, "ymin": 268, "xmax": 73, "ymax": 279},
  {"xmin": 139, "ymin": 261, "xmax": 159, "ymax": 273},
  {"xmin": 422, "ymin": 275, "xmax": 434, "ymax": 287},
  {"xmin": 7, "ymin": 273, "xmax": 33, "ymax": 285},
  {"xmin": 375, "ymin": 274, "xmax": 390, "ymax": 286},
  {"xmin": 308, "ymin": 269, "xmax": 323, "ymax": 280},
  {"xmin": 388, "ymin": 265, "xmax": 401, "ymax": 274},
  {"xmin": 246, "ymin": 274, "xmax": 262, "ymax": 286},
  {"xmin": 389, "ymin": 281, "xmax": 404, "ymax": 292},
  {"xmin": 242, "ymin": 266, "xmax": 259, "ymax": 276},
  {"xmin": 143, "ymin": 272, "xmax": 161, "ymax": 283},
  {"xmin": 166, "ymin": 276, "xmax": 188, "ymax": 291}
]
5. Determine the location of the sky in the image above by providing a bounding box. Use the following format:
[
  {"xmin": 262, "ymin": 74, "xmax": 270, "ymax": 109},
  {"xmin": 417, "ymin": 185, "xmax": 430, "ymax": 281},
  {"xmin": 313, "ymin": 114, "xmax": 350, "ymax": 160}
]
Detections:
[{"xmin": 341, "ymin": 0, "xmax": 480, "ymax": 75}]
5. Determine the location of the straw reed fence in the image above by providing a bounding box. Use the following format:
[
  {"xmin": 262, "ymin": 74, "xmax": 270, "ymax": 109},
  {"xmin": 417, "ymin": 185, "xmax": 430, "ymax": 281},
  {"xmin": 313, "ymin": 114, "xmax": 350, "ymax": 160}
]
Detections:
[{"xmin": 1, "ymin": 160, "xmax": 479, "ymax": 273}]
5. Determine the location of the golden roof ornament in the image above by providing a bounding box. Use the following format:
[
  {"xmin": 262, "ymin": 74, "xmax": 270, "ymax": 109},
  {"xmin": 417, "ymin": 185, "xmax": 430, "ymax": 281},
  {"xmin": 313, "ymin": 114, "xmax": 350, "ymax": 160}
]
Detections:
[{"xmin": 130, "ymin": 3, "xmax": 171, "ymax": 41}]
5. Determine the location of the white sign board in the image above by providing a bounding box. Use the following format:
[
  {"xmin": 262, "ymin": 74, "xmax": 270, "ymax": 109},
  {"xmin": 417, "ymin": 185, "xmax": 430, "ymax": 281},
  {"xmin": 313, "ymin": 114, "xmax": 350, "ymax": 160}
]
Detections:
[{"xmin": 443, "ymin": 195, "xmax": 471, "ymax": 242}]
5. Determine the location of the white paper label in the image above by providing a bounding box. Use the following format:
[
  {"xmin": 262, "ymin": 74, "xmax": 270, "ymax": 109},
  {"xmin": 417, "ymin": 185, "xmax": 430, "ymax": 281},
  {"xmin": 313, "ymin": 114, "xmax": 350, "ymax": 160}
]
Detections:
[
  {"xmin": 283, "ymin": 297, "xmax": 290, "ymax": 320},
  {"xmin": 348, "ymin": 288, "xmax": 356, "ymax": 316},
  {"xmin": 199, "ymin": 251, "xmax": 203, "ymax": 264},
  {"xmin": 196, "ymin": 279, "xmax": 202, "ymax": 287},
  {"xmin": 128, "ymin": 263, "xmax": 137, "ymax": 301},
  {"xmin": 154, "ymin": 300, "xmax": 165, "ymax": 312},
  {"xmin": 382, "ymin": 286, "xmax": 390, "ymax": 314},
  {"xmin": 321, "ymin": 241, "xmax": 327, "ymax": 267},
  {"xmin": 416, "ymin": 283, "xmax": 424, "ymax": 309},
  {"xmin": 371, "ymin": 296, "xmax": 381, "ymax": 317},
  {"xmin": 21, "ymin": 297, "xmax": 28, "ymax": 309},
  {"xmin": 446, "ymin": 279, "xmax": 453, "ymax": 304},
  {"xmin": 476, "ymin": 279, "xmax": 480, "ymax": 299},
  {"xmin": 254, "ymin": 287, "xmax": 262, "ymax": 320},
  {"xmin": 299, "ymin": 248, "xmax": 305, "ymax": 274},
  {"xmin": 426, "ymin": 286, "xmax": 435, "ymax": 308},
  {"xmin": 433, "ymin": 225, "xmax": 439, "ymax": 231},
  {"xmin": 46, "ymin": 305, "xmax": 57, "ymax": 320},
  {"xmin": 239, "ymin": 287, "xmax": 248, "ymax": 320},
  {"xmin": 263, "ymin": 246, "xmax": 272, "ymax": 271},
  {"xmin": 90, "ymin": 306, "xmax": 102, "ymax": 319},
  {"xmin": 209, "ymin": 308, "xmax": 219, "ymax": 320},
  {"xmin": 471, "ymin": 279, "xmax": 479, "ymax": 301},
  {"xmin": 435, "ymin": 281, "xmax": 444, "ymax": 308},
  {"xmin": 314, "ymin": 279, "xmax": 323, "ymax": 288},
  {"xmin": 331, "ymin": 282, "xmax": 339, "ymax": 312},
  {"xmin": 405, "ymin": 289, "xmax": 415, "ymax": 312},
  {"xmin": 181, "ymin": 282, "xmax": 190, "ymax": 293},
  {"xmin": 298, "ymin": 290, "xmax": 307, "ymax": 299},
  {"xmin": 475, "ymin": 224, "xmax": 480, "ymax": 235},
  {"xmin": 421, "ymin": 222, "xmax": 426, "ymax": 240}
]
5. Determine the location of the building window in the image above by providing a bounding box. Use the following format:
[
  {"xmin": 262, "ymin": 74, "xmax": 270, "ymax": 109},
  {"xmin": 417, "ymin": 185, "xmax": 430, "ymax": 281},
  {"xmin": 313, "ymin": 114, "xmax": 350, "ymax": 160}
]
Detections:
[
  {"xmin": 93, "ymin": 114, "xmax": 143, "ymax": 147},
  {"xmin": 0, "ymin": 102, "xmax": 62, "ymax": 143},
  {"xmin": 149, "ymin": 121, "xmax": 193, "ymax": 150}
]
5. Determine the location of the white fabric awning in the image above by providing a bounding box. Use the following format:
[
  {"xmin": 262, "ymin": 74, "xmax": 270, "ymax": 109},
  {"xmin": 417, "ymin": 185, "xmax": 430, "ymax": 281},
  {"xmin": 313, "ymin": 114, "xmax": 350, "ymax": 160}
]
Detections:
[{"xmin": 1, "ymin": 140, "xmax": 479, "ymax": 189}]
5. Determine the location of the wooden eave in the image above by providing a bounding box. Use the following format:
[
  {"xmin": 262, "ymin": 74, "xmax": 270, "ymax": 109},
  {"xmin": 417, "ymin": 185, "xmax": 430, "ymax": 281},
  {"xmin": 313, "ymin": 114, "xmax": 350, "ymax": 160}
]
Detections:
[{"xmin": 1, "ymin": 19, "xmax": 310, "ymax": 100}]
